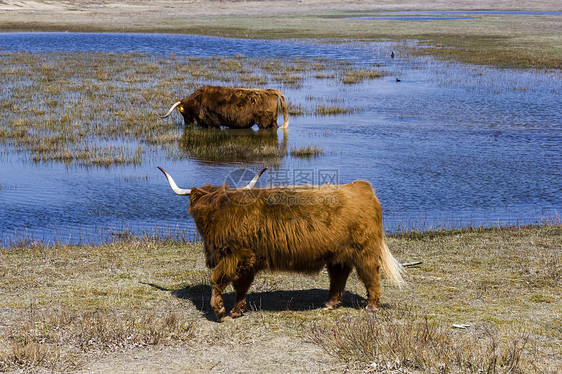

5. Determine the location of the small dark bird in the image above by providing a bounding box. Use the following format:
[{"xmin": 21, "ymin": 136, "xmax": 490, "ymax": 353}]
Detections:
[
  {"xmin": 391, "ymin": 51, "xmax": 395, "ymax": 58},
  {"xmin": 395, "ymin": 77, "xmax": 401, "ymax": 82}
]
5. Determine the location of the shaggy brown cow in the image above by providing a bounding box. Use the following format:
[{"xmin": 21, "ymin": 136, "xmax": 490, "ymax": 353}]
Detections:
[
  {"xmin": 159, "ymin": 86, "xmax": 289, "ymax": 129},
  {"xmin": 157, "ymin": 167, "xmax": 404, "ymax": 321}
]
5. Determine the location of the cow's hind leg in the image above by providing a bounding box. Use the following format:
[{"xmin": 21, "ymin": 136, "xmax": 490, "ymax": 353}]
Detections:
[
  {"xmin": 256, "ymin": 113, "xmax": 278, "ymax": 129},
  {"xmin": 354, "ymin": 252, "xmax": 382, "ymax": 312},
  {"xmin": 324, "ymin": 262, "xmax": 353, "ymax": 310},
  {"xmin": 229, "ymin": 271, "xmax": 255, "ymax": 318}
]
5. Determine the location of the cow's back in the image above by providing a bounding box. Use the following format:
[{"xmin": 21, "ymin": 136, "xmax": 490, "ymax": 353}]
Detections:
[{"xmin": 190, "ymin": 181, "xmax": 383, "ymax": 272}]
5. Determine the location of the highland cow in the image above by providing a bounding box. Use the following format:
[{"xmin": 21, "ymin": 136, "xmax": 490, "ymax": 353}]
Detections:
[
  {"xmin": 159, "ymin": 86, "xmax": 289, "ymax": 129},
  {"xmin": 158, "ymin": 167, "xmax": 404, "ymax": 321}
]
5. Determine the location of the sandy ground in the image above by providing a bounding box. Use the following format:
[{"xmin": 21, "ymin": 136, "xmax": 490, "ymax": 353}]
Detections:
[
  {"xmin": 79, "ymin": 335, "xmax": 348, "ymax": 374},
  {"xmin": 0, "ymin": 0, "xmax": 560, "ymax": 33}
]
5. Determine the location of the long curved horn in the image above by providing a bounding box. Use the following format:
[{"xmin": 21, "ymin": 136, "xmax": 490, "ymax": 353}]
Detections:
[
  {"xmin": 157, "ymin": 166, "xmax": 191, "ymax": 195},
  {"xmin": 243, "ymin": 167, "xmax": 268, "ymax": 189},
  {"xmin": 158, "ymin": 101, "xmax": 182, "ymax": 119}
]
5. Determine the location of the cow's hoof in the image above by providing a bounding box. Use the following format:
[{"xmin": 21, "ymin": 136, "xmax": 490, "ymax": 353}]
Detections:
[
  {"xmin": 214, "ymin": 307, "xmax": 227, "ymax": 322},
  {"xmin": 228, "ymin": 311, "xmax": 243, "ymax": 319},
  {"xmin": 365, "ymin": 304, "xmax": 378, "ymax": 313},
  {"xmin": 323, "ymin": 303, "xmax": 339, "ymax": 311}
]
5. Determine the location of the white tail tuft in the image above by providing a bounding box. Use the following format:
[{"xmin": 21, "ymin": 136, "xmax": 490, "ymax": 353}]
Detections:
[{"xmin": 380, "ymin": 240, "xmax": 406, "ymax": 288}]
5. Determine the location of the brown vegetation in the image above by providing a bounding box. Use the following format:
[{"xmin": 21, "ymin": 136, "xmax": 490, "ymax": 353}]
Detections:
[{"xmin": 0, "ymin": 225, "xmax": 559, "ymax": 372}]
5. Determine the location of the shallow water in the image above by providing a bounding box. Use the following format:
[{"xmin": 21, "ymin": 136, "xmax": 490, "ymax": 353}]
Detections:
[
  {"xmin": 387, "ymin": 11, "xmax": 562, "ymax": 16},
  {"xmin": 346, "ymin": 16, "xmax": 474, "ymax": 21},
  {"xmin": 0, "ymin": 32, "xmax": 386, "ymax": 64},
  {"xmin": 0, "ymin": 33, "xmax": 560, "ymax": 246}
]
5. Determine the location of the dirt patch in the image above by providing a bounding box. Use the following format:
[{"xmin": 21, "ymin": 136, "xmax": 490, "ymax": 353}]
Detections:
[{"xmin": 80, "ymin": 335, "xmax": 347, "ymax": 374}]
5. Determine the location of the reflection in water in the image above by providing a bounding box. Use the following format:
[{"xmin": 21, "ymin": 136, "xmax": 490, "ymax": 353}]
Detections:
[{"xmin": 179, "ymin": 127, "xmax": 288, "ymax": 166}]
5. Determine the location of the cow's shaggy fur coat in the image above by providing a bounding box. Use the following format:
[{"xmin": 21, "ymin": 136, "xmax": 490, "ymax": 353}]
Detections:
[
  {"xmin": 165, "ymin": 85, "xmax": 289, "ymax": 129},
  {"xmin": 185, "ymin": 181, "xmax": 404, "ymax": 321}
]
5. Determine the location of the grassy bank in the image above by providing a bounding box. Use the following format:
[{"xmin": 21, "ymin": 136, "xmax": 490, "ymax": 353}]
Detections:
[
  {"xmin": 0, "ymin": 1, "xmax": 560, "ymax": 69},
  {"xmin": 1, "ymin": 224, "xmax": 560, "ymax": 372}
]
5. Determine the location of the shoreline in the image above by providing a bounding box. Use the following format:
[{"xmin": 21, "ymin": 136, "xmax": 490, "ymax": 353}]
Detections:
[
  {"xmin": 0, "ymin": 1, "xmax": 561, "ymax": 69},
  {"xmin": 3, "ymin": 221, "xmax": 559, "ymax": 249}
]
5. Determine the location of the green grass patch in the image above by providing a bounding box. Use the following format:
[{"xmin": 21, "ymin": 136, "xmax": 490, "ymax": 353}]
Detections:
[{"xmin": 289, "ymin": 145, "xmax": 323, "ymax": 158}]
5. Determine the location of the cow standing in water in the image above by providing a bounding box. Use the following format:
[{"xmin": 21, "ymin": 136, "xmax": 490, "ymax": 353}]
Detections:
[
  {"xmin": 157, "ymin": 167, "xmax": 404, "ymax": 321},
  {"xmin": 159, "ymin": 86, "xmax": 289, "ymax": 129}
]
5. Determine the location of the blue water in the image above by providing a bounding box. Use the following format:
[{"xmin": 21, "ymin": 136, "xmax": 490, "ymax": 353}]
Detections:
[
  {"xmin": 0, "ymin": 33, "xmax": 560, "ymax": 246},
  {"xmin": 387, "ymin": 11, "xmax": 562, "ymax": 16},
  {"xmin": 0, "ymin": 32, "xmax": 383, "ymax": 64},
  {"xmin": 347, "ymin": 16, "xmax": 474, "ymax": 21}
]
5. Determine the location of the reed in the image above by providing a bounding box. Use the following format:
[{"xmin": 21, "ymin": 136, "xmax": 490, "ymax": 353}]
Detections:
[
  {"xmin": 314, "ymin": 104, "xmax": 359, "ymax": 116},
  {"xmin": 289, "ymin": 145, "xmax": 323, "ymax": 158}
]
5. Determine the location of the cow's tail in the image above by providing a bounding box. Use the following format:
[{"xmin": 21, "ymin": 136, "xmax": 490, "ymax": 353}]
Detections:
[
  {"xmin": 272, "ymin": 89, "xmax": 289, "ymax": 128},
  {"xmin": 380, "ymin": 239, "xmax": 405, "ymax": 288}
]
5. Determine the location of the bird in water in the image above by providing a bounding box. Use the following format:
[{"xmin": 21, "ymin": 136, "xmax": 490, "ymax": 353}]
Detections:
[{"xmin": 391, "ymin": 51, "xmax": 395, "ymax": 58}]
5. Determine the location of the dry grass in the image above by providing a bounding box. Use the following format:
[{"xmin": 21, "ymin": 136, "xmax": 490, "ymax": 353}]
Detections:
[
  {"xmin": 290, "ymin": 145, "xmax": 324, "ymax": 158},
  {"xmin": 0, "ymin": 307, "xmax": 195, "ymax": 372},
  {"xmin": 0, "ymin": 224, "xmax": 560, "ymax": 372},
  {"xmin": 310, "ymin": 308, "xmax": 535, "ymax": 373},
  {"xmin": 307, "ymin": 224, "xmax": 561, "ymax": 373},
  {"xmin": 0, "ymin": 237, "xmax": 202, "ymax": 371},
  {"xmin": 341, "ymin": 69, "xmax": 385, "ymax": 84},
  {"xmin": 314, "ymin": 104, "xmax": 359, "ymax": 116}
]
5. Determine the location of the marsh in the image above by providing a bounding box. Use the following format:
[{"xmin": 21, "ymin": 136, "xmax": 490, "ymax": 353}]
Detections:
[{"xmin": 0, "ymin": 33, "xmax": 560, "ymax": 246}]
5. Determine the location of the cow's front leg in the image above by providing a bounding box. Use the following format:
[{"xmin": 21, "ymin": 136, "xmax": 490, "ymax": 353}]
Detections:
[
  {"xmin": 324, "ymin": 262, "xmax": 353, "ymax": 310},
  {"xmin": 229, "ymin": 270, "xmax": 255, "ymax": 318},
  {"xmin": 210, "ymin": 268, "xmax": 230, "ymax": 322}
]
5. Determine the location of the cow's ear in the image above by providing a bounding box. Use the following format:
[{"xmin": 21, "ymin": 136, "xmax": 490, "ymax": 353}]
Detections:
[{"xmin": 190, "ymin": 187, "xmax": 201, "ymax": 203}]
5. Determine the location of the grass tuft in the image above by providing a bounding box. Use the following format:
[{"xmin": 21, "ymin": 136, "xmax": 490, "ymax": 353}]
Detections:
[
  {"xmin": 290, "ymin": 145, "xmax": 323, "ymax": 158},
  {"xmin": 309, "ymin": 307, "xmax": 536, "ymax": 373},
  {"xmin": 0, "ymin": 306, "xmax": 195, "ymax": 371}
]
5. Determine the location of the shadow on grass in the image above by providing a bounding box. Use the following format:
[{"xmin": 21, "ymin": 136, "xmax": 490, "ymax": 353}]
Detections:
[{"xmin": 142, "ymin": 282, "xmax": 371, "ymax": 321}]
